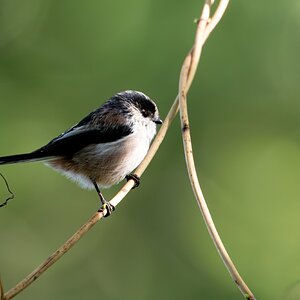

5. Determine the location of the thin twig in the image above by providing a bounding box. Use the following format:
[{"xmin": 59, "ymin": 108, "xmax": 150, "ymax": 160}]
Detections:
[
  {"xmin": 185, "ymin": 0, "xmax": 211, "ymax": 91},
  {"xmin": 203, "ymin": 0, "xmax": 229, "ymax": 40},
  {"xmin": 0, "ymin": 172, "xmax": 15, "ymax": 208},
  {"xmin": 178, "ymin": 1, "xmax": 256, "ymax": 299}
]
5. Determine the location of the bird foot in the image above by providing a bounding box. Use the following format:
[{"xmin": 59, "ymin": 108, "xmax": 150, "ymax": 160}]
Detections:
[
  {"xmin": 126, "ymin": 173, "xmax": 140, "ymax": 189},
  {"xmin": 98, "ymin": 202, "xmax": 115, "ymax": 217}
]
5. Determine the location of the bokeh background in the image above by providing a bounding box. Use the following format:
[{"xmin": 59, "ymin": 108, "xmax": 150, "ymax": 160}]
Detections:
[{"xmin": 0, "ymin": 1, "xmax": 300, "ymax": 299}]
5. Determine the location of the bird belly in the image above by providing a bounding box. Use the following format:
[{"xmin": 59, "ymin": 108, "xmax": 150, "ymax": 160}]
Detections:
[{"xmin": 46, "ymin": 132, "xmax": 150, "ymax": 190}]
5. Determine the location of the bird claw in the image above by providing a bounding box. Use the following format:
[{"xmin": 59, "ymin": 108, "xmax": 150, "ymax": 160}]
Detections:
[
  {"xmin": 126, "ymin": 173, "xmax": 140, "ymax": 189},
  {"xmin": 98, "ymin": 202, "xmax": 115, "ymax": 217}
]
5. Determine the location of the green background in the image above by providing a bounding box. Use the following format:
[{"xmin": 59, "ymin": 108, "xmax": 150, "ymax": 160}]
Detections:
[{"xmin": 1, "ymin": 1, "xmax": 300, "ymax": 299}]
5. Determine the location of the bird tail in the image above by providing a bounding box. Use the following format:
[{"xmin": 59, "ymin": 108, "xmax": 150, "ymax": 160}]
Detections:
[{"xmin": 0, "ymin": 152, "xmax": 48, "ymax": 165}]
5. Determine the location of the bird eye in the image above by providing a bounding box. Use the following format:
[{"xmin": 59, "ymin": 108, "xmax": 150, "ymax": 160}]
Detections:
[{"xmin": 141, "ymin": 109, "xmax": 148, "ymax": 117}]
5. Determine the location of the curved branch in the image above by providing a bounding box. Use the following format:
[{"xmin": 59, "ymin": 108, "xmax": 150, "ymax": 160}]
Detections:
[{"xmin": 178, "ymin": 1, "xmax": 256, "ymax": 299}]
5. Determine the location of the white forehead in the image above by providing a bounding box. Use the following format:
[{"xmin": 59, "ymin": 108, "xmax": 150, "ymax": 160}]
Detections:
[{"xmin": 119, "ymin": 90, "xmax": 150, "ymax": 100}]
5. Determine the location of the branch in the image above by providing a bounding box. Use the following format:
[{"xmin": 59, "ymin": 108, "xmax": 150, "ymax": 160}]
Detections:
[{"xmin": 178, "ymin": 1, "xmax": 256, "ymax": 299}]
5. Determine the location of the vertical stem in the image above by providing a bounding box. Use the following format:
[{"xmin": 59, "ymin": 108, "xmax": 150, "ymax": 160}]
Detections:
[{"xmin": 178, "ymin": 1, "xmax": 256, "ymax": 298}]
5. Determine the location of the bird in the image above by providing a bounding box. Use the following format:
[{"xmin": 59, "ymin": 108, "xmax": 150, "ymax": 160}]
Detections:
[{"xmin": 0, "ymin": 90, "xmax": 162, "ymax": 216}]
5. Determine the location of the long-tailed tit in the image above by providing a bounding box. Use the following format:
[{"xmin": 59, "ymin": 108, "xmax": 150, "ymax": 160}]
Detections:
[{"xmin": 0, "ymin": 90, "xmax": 162, "ymax": 216}]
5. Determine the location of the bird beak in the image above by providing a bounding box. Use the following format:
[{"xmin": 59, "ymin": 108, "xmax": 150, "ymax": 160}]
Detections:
[{"xmin": 153, "ymin": 117, "xmax": 163, "ymax": 125}]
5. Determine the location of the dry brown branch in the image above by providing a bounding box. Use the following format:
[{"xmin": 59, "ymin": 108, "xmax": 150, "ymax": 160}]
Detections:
[
  {"xmin": 178, "ymin": 1, "xmax": 256, "ymax": 299},
  {"xmin": 1, "ymin": 1, "xmax": 255, "ymax": 299}
]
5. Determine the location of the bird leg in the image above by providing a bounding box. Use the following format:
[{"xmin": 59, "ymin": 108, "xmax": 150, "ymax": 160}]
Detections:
[
  {"xmin": 92, "ymin": 181, "xmax": 115, "ymax": 217},
  {"xmin": 125, "ymin": 173, "xmax": 140, "ymax": 189}
]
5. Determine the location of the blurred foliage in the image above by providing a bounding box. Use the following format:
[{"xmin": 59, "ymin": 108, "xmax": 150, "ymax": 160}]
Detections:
[{"xmin": 1, "ymin": 0, "xmax": 300, "ymax": 299}]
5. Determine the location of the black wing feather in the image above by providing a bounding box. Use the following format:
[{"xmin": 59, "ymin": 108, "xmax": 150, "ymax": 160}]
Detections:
[
  {"xmin": 34, "ymin": 123, "xmax": 132, "ymax": 158},
  {"xmin": 0, "ymin": 104, "xmax": 133, "ymax": 164}
]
